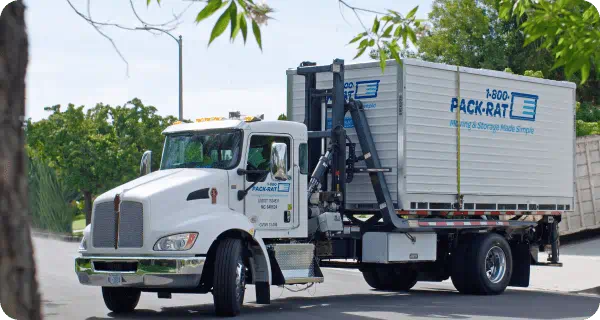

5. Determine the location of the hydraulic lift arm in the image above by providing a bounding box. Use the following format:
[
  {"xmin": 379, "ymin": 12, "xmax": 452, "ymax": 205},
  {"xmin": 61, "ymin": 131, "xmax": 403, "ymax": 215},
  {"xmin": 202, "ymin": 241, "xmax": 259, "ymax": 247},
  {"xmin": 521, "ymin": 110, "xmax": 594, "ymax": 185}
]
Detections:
[{"xmin": 297, "ymin": 59, "xmax": 409, "ymax": 231}]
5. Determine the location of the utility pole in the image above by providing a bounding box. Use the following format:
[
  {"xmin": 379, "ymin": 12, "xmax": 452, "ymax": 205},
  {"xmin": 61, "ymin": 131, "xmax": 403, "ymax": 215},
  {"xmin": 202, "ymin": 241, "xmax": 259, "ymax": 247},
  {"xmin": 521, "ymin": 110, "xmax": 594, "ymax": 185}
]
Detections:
[{"xmin": 137, "ymin": 26, "xmax": 184, "ymax": 120}]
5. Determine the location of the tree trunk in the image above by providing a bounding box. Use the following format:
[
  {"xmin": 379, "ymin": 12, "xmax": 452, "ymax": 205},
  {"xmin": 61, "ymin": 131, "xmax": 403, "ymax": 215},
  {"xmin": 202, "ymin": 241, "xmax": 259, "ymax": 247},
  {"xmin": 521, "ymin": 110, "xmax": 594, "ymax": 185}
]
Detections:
[
  {"xmin": 84, "ymin": 190, "xmax": 93, "ymax": 225},
  {"xmin": 0, "ymin": 1, "xmax": 43, "ymax": 320}
]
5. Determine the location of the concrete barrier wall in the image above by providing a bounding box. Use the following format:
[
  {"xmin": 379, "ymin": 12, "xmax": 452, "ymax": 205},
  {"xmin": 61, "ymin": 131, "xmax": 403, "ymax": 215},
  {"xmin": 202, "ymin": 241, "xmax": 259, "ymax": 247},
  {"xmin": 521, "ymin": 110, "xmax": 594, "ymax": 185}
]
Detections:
[{"xmin": 560, "ymin": 135, "xmax": 600, "ymax": 235}]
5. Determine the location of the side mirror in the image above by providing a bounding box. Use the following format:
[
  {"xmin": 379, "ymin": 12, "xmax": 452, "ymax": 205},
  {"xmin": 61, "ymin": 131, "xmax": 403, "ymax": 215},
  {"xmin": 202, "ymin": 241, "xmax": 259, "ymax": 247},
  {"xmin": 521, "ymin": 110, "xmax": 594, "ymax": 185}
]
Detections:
[
  {"xmin": 270, "ymin": 142, "xmax": 288, "ymax": 181},
  {"xmin": 140, "ymin": 150, "xmax": 152, "ymax": 176}
]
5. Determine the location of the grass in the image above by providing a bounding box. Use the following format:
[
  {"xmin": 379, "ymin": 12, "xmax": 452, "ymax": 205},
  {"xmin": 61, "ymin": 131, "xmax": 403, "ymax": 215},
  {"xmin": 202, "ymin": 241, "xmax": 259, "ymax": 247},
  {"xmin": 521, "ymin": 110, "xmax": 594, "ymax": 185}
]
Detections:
[{"xmin": 72, "ymin": 214, "xmax": 86, "ymax": 232}]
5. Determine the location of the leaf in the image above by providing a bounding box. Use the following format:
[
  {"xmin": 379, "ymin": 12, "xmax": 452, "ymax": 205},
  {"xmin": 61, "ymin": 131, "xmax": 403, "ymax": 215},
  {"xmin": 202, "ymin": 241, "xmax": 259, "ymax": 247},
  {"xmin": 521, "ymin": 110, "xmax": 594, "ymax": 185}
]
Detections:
[
  {"xmin": 394, "ymin": 25, "xmax": 403, "ymax": 38},
  {"xmin": 407, "ymin": 27, "xmax": 417, "ymax": 44},
  {"xmin": 229, "ymin": 1, "xmax": 238, "ymax": 41},
  {"xmin": 368, "ymin": 39, "xmax": 375, "ymax": 47},
  {"xmin": 196, "ymin": 0, "xmax": 223, "ymax": 23},
  {"xmin": 372, "ymin": 17, "xmax": 380, "ymax": 33},
  {"xmin": 359, "ymin": 39, "xmax": 369, "ymax": 48},
  {"xmin": 388, "ymin": 44, "xmax": 402, "ymax": 65},
  {"xmin": 354, "ymin": 46, "xmax": 367, "ymax": 59},
  {"xmin": 147, "ymin": 0, "xmax": 151, "ymax": 5},
  {"xmin": 208, "ymin": 4, "xmax": 232, "ymax": 45},
  {"xmin": 405, "ymin": 6, "xmax": 419, "ymax": 20},
  {"xmin": 349, "ymin": 33, "xmax": 365, "ymax": 44},
  {"xmin": 387, "ymin": 9, "xmax": 401, "ymax": 17},
  {"xmin": 581, "ymin": 61, "xmax": 591, "ymax": 84},
  {"xmin": 240, "ymin": 15, "xmax": 248, "ymax": 43},
  {"xmin": 252, "ymin": 19, "xmax": 262, "ymax": 50},
  {"xmin": 378, "ymin": 46, "xmax": 388, "ymax": 73},
  {"xmin": 231, "ymin": 13, "xmax": 243, "ymax": 41},
  {"xmin": 382, "ymin": 25, "xmax": 394, "ymax": 38}
]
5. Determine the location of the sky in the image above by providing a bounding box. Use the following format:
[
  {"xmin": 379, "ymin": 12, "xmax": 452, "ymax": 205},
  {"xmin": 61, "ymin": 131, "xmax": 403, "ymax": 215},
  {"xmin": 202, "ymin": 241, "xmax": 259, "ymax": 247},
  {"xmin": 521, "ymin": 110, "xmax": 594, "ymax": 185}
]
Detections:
[{"xmin": 25, "ymin": 0, "xmax": 433, "ymax": 122}]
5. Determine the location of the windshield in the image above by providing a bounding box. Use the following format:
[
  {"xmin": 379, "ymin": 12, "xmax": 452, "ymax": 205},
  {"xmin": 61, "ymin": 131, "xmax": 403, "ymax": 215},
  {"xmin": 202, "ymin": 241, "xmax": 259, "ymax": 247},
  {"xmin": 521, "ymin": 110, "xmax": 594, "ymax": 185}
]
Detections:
[{"xmin": 160, "ymin": 129, "xmax": 243, "ymax": 170}]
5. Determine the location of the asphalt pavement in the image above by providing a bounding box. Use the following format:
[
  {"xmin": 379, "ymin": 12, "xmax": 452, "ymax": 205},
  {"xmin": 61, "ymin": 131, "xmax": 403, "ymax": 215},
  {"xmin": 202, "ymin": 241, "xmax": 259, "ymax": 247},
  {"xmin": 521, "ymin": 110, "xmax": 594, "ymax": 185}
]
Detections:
[{"xmin": 34, "ymin": 236, "xmax": 600, "ymax": 320}]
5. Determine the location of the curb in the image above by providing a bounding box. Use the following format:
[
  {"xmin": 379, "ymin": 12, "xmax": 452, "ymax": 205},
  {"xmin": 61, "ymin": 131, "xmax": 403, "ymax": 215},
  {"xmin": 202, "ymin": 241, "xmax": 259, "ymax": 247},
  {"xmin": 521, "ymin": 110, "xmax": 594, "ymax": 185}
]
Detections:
[{"xmin": 32, "ymin": 229, "xmax": 82, "ymax": 243}]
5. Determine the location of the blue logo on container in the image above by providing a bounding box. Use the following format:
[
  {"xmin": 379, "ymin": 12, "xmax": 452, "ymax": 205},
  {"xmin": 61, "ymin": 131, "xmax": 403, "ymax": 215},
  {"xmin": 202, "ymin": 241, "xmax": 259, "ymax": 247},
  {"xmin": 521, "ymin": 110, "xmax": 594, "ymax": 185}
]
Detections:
[
  {"xmin": 326, "ymin": 117, "xmax": 354, "ymax": 129},
  {"xmin": 510, "ymin": 92, "xmax": 538, "ymax": 122},
  {"xmin": 354, "ymin": 80, "xmax": 380, "ymax": 99},
  {"xmin": 277, "ymin": 183, "xmax": 290, "ymax": 192}
]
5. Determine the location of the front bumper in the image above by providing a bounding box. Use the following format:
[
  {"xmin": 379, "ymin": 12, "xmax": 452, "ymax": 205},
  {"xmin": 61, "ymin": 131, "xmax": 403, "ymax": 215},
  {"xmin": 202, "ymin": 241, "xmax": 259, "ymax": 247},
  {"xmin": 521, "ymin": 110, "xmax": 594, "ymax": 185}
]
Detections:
[{"xmin": 75, "ymin": 256, "xmax": 205, "ymax": 288}]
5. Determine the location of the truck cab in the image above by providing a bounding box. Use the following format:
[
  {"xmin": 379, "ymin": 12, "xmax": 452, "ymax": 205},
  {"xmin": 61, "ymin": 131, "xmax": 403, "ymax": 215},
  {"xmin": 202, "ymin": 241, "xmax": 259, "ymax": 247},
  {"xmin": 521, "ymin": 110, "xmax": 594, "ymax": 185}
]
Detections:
[{"xmin": 76, "ymin": 116, "xmax": 311, "ymax": 316}]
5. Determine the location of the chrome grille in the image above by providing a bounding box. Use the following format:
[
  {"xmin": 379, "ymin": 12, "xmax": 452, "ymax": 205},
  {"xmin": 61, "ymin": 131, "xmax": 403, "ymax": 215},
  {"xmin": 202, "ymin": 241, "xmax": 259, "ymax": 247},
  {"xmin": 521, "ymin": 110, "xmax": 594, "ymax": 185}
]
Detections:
[
  {"xmin": 118, "ymin": 201, "xmax": 144, "ymax": 248},
  {"xmin": 92, "ymin": 202, "xmax": 116, "ymax": 248}
]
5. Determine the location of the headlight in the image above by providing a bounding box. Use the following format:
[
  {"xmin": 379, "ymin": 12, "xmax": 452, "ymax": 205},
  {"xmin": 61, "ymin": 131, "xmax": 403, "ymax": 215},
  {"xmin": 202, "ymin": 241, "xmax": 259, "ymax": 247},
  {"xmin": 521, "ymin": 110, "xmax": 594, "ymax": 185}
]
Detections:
[
  {"xmin": 154, "ymin": 233, "xmax": 198, "ymax": 251},
  {"xmin": 79, "ymin": 236, "xmax": 87, "ymax": 251}
]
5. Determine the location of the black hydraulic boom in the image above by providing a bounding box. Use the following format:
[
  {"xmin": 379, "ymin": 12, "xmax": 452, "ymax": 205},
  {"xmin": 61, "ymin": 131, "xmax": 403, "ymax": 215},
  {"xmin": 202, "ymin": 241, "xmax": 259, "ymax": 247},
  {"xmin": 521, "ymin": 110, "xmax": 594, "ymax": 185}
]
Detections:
[{"xmin": 297, "ymin": 59, "xmax": 409, "ymax": 230}]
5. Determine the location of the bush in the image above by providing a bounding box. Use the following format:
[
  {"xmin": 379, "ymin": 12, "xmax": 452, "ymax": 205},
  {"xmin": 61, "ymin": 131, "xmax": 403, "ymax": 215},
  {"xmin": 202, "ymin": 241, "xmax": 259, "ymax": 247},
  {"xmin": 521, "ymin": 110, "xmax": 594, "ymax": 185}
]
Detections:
[{"xmin": 28, "ymin": 157, "xmax": 74, "ymax": 233}]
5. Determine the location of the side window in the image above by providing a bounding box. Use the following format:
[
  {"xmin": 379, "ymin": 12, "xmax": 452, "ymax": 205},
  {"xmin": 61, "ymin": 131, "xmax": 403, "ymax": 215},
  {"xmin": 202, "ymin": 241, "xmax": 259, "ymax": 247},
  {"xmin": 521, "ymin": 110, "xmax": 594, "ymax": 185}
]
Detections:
[
  {"xmin": 299, "ymin": 143, "xmax": 308, "ymax": 175},
  {"xmin": 247, "ymin": 135, "xmax": 290, "ymax": 182}
]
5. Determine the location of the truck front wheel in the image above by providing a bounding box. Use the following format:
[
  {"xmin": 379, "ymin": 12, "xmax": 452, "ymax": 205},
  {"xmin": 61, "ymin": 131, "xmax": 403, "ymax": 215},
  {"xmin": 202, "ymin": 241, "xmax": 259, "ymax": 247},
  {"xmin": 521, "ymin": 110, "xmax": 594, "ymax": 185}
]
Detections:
[
  {"xmin": 213, "ymin": 238, "xmax": 247, "ymax": 317},
  {"xmin": 101, "ymin": 287, "xmax": 140, "ymax": 313}
]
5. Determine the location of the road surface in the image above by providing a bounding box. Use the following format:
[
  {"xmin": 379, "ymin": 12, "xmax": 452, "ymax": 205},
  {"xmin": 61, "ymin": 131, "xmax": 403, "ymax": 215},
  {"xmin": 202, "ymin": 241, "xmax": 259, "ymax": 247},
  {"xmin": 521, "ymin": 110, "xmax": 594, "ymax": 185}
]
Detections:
[{"xmin": 34, "ymin": 236, "xmax": 600, "ymax": 319}]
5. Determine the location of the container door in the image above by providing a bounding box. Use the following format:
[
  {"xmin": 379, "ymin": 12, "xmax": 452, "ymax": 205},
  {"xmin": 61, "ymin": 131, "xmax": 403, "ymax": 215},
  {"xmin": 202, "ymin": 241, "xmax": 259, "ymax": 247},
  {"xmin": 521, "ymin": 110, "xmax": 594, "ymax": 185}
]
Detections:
[{"xmin": 244, "ymin": 134, "xmax": 295, "ymax": 230}]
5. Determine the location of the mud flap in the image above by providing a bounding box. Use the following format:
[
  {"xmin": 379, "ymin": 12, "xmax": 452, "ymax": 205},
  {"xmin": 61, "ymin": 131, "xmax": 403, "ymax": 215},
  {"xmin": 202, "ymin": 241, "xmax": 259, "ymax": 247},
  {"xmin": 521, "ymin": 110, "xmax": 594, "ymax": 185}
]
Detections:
[
  {"xmin": 509, "ymin": 242, "xmax": 530, "ymax": 287},
  {"xmin": 255, "ymin": 282, "xmax": 270, "ymax": 304}
]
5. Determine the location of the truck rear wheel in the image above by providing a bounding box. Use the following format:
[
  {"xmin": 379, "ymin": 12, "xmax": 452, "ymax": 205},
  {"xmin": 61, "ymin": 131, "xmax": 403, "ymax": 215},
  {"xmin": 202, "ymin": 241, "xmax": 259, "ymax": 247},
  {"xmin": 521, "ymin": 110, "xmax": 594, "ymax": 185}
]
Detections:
[
  {"xmin": 451, "ymin": 238, "xmax": 474, "ymax": 294},
  {"xmin": 101, "ymin": 287, "xmax": 140, "ymax": 313},
  {"xmin": 213, "ymin": 238, "xmax": 247, "ymax": 317},
  {"xmin": 470, "ymin": 233, "xmax": 513, "ymax": 295},
  {"xmin": 362, "ymin": 266, "xmax": 418, "ymax": 291}
]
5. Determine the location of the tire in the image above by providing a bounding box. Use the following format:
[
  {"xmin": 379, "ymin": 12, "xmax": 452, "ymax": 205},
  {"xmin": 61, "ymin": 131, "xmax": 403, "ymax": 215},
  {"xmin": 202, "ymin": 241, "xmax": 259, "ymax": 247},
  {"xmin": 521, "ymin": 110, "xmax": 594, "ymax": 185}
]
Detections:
[
  {"xmin": 362, "ymin": 265, "xmax": 418, "ymax": 291},
  {"xmin": 451, "ymin": 238, "xmax": 474, "ymax": 294},
  {"xmin": 213, "ymin": 238, "xmax": 247, "ymax": 317},
  {"xmin": 468, "ymin": 233, "xmax": 513, "ymax": 295},
  {"xmin": 362, "ymin": 268, "xmax": 384, "ymax": 289},
  {"xmin": 101, "ymin": 287, "xmax": 140, "ymax": 313}
]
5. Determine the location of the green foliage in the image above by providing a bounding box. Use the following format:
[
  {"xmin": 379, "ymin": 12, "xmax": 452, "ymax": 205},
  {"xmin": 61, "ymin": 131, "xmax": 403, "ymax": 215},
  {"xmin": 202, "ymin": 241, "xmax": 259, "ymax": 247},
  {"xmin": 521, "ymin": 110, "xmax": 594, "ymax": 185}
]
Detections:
[
  {"xmin": 500, "ymin": 0, "xmax": 600, "ymax": 84},
  {"xmin": 577, "ymin": 101, "xmax": 600, "ymax": 122},
  {"xmin": 176, "ymin": 0, "xmax": 273, "ymax": 49},
  {"xmin": 348, "ymin": 6, "xmax": 422, "ymax": 72},
  {"xmin": 504, "ymin": 68, "xmax": 514, "ymax": 74},
  {"xmin": 28, "ymin": 156, "xmax": 74, "ymax": 233},
  {"xmin": 277, "ymin": 113, "xmax": 287, "ymax": 120},
  {"xmin": 26, "ymin": 98, "xmax": 177, "ymax": 221},
  {"xmin": 417, "ymin": 0, "xmax": 556, "ymax": 74},
  {"xmin": 576, "ymin": 120, "xmax": 600, "ymax": 136},
  {"xmin": 523, "ymin": 70, "xmax": 544, "ymax": 78}
]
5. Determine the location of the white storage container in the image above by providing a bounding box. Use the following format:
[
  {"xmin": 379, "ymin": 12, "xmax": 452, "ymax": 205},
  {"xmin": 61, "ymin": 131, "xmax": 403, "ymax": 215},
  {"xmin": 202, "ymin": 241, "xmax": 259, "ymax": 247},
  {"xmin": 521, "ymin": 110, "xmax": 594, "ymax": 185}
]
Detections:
[{"xmin": 287, "ymin": 59, "xmax": 576, "ymax": 212}]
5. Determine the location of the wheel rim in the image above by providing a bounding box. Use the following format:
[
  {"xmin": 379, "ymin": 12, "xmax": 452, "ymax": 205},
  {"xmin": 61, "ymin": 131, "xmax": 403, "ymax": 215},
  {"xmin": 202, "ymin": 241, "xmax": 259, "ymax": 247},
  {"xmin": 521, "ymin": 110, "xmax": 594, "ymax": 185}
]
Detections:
[
  {"xmin": 235, "ymin": 259, "xmax": 246, "ymax": 303},
  {"xmin": 485, "ymin": 246, "xmax": 507, "ymax": 284}
]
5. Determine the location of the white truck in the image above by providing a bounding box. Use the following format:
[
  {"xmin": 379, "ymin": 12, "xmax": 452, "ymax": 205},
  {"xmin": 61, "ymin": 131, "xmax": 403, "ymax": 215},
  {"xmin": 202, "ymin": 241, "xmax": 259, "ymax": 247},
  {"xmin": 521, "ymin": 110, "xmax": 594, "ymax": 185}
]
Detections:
[{"xmin": 75, "ymin": 59, "xmax": 575, "ymax": 317}]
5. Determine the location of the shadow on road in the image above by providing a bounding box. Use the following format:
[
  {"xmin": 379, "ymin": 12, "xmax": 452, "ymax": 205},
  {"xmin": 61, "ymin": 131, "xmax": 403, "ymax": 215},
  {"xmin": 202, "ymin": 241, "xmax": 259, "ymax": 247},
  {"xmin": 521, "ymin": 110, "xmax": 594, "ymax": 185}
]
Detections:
[{"xmin": 85, "ymin": 287, "xmax": 600, "ymax": 320}]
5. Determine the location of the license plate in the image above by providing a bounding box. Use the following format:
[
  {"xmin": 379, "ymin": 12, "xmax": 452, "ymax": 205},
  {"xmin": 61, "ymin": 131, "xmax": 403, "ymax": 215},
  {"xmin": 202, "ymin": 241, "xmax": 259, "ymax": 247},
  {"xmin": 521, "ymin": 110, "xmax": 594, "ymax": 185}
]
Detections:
[{"xmin": 107, "ymin": 274, "xmax": 122, "ymax": 285}]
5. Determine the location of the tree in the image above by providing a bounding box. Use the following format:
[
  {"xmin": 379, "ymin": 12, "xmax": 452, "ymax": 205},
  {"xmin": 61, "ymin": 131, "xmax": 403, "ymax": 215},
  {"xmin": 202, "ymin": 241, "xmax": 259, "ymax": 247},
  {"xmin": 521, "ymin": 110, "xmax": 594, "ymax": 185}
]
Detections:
[
  {"xmin": 26, "ymin": 99, "xmax": 177, "ymax": 224},
  {"xmin": 0, "ymin": 1, "xmax": 43, "ymax": 319},
  {"xmin": 417, "ymin": 0, "xmax": 556, "ymax": 74},
  {"xmin": 500, "ymin": 0, "xmax": 599, "ymax": 84},
  {"xmin": 277, "ymin": 113, "xmax": 287, "ymax": 120}
]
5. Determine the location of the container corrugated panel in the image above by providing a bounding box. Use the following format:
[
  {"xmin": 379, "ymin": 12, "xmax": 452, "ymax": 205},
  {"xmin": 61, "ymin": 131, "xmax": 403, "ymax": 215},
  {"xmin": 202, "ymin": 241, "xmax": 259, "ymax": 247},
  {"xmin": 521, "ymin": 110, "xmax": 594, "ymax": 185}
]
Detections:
[
  {"xmin": 288, "ymin": 61, "xmax": 399, "ymax": 205},
  {"xmin": 401, "ymin": 59, "xmax": 575, "ymax": 209},
  {"xmin": 560, "ymin": 135, "xmax": 600, "ymax": 235},
  {"xmin": 402, "ymin": 61, "xmax": 458, "ymax": 195}
]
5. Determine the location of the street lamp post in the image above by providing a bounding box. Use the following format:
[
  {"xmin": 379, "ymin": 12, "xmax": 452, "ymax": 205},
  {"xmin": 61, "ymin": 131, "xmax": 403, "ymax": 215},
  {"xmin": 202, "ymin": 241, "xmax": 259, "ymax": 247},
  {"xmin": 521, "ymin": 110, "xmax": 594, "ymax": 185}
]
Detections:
[{"xmin": 137, "ymin": 26, "xmax": 184, "ymax": 120}]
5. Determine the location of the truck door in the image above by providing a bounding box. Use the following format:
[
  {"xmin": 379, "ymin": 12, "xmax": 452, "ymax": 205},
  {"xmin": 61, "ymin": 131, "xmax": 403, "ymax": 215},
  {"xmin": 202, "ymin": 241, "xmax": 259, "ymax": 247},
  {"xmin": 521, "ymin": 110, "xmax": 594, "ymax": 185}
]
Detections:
[{"xmin": 244, "ymin": 134, "xmax": 295, "ymax": 230}]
